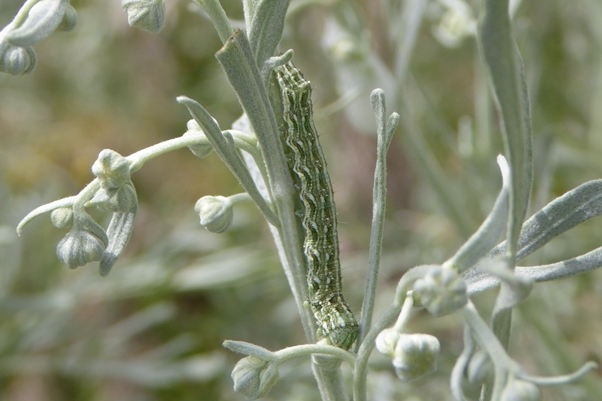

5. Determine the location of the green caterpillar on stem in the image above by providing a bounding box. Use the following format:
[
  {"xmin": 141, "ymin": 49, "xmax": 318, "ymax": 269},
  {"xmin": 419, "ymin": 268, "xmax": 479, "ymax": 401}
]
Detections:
[{"xmin": 273, "ymin": 61, "xmax": 358, "ymax": 350}]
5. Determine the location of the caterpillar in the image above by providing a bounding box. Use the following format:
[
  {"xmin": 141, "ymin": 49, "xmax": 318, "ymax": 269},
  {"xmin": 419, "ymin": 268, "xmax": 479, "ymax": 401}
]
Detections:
[{"xmin": 274, "ymin": 62, "xmax": 358, "ymax": 350}]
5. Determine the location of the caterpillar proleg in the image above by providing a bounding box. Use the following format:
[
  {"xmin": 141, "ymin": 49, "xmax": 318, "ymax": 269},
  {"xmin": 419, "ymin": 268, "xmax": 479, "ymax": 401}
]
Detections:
[{"xmin": 274, "ymin": 62, "xmax": 358, "ymax": 350}]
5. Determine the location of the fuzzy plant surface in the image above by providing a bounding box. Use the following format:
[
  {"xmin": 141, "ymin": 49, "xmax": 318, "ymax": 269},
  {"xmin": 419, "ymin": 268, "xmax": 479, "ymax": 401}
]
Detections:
[{"xmin": 2, "ymin": 0, "xmax": 602, "ymax": 400}]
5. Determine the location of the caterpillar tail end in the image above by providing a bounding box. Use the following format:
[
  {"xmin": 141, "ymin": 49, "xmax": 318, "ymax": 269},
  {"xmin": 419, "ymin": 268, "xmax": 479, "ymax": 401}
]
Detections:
[
  {"xmin": 324, "ymin": 321, "xmax": 359, "ymax": 351},
  {"xmin": 315, "ymin": 305, "xmax": 359, "ymax": 350}
]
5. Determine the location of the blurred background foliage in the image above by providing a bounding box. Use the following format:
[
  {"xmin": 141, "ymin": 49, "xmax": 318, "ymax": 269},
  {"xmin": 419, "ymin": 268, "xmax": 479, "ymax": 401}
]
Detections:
[{"xmin": 1, "ymin": 0, "xmax": 602, "ymax": 400}]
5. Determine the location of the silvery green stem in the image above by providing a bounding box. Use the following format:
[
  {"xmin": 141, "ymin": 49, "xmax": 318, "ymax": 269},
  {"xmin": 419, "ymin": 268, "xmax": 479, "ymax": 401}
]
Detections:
[
  {"xmin": 392, "ymin": 292, "xmax": 414, "ymax": 332},
  {"xmin": 518, "ymin": 362, "xmax": 598, "ymax": 386},
  {"xmin": 450, "ymin": 327, "xmax": 474, "ymax": 401},
  {"xmin": 127, "ymin": 134, "xmax": 217, "ymax": 172},
  {"xmin": 194, "ymin": 0, "xmax": 234, "ymax": 44},
  {"xmin": 6, "ymin": 0, "xmax": 68, "ymax": 47},
  {"xmin": 0, "ymin": 0, "xmax": 39, "ymax": 38},
  {"xmin": 356, "ymin": 89, "xmax": 398, "ymax": 350},
  {"xmin": 17, "ymin": 195, "xmax": 79, "ymax": 234},
  {"xmin": 278, "ymin": 344, "xmax": 356, "ymax": 366},
  {"xmin": 312, "ymin": 363, "xmax": 348, "ymax": 401}
]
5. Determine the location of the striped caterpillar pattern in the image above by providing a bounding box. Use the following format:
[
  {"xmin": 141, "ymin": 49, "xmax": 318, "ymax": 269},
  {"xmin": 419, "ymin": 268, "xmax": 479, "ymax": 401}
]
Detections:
[{"xmin": 275, "ymin": 62, "xmax": 358, "ymax": 350}]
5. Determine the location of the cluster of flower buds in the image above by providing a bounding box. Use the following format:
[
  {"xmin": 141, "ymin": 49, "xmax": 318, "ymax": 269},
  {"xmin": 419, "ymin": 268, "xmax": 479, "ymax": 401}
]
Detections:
[
  {"xmin": 91, "ymin": 150, "xmax": 138, "ymax": 213},
  {"xmin": 413, "ymin": 265, "xmax": 468, "ymax": 316},
  {"xmin": 0, "ymin": 0, "xmax": 76, "ymax": 75},
  {"xmin": 49, "ymin": 150, "xmax": 138, "ymax": 275}
]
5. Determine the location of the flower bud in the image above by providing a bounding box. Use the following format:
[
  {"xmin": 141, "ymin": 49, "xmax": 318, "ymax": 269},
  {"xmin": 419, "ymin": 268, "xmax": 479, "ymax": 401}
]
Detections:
[
  {"xmin": 0, "ymin": 42, "xmax": 36, "ymax": 75},
  {"xmin": 94, "ymin": 183, "xmax": 138, "ymax": 213},
  {"xmin": 413, "ymin": 266, "xmax": 468, "ymax": 316},
  {"xmin": 392, "ymin": 333, "xmax": 440, "ymax": 382},
  {"xmin": 375, "ymin": 328, "xmax": 401, "ymax": 358},
  {"xmin": 186, "ymin": 119, "xmax": 200, "ymax": 131},
  {"xmin": 56, "ymin": 213, "xmax": 108, "ymax": 269},
  {"xmin": 184, "ymin": 119, "xmax": 213, "ymax": 158},
  {"xmin": 50, "ymin": 207, "xmax": 73, "ymax": 228},
  {"xmin": 195, "ymin": 196, "xmax": 233, "ymax": 233},
  {"xmin": 501, "ymin": 379, "xmax": 542, "ymax": 401},
  {"xmin": 231, "ymin": 356, "xmax": 279, "ymax": 400},
  {"xmin": 122, "ymin": 0, "xmax": 166, "ymax": 33},
  {"xmin": 92, "ymin": 149, "xmax": 131, "ymax": 190}
]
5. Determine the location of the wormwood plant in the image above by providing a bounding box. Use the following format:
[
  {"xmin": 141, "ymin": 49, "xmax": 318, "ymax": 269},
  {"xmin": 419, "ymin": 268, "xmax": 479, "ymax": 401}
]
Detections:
[{"xmin": 2, "ymin": 0, "xmax": 601, "ymax": 400}]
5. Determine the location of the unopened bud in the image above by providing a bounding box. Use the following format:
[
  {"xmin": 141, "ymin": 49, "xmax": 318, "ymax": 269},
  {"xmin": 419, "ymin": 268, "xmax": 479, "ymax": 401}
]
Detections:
[
  {"xmin": 195, "ymin": 196, "xmax": 233, "ymax": 233},
  {"xmin": 50, "ymin": 207, "xmax": 73, "ymax": 228},
  {"xmin": 94, "ymin": 183, "xmax": 138, "ymax": 213},
  {"xmin": 184, "ymin": 119, "xmax": 213, "ymax": 158},
  {"xmin": 122, "ymin": 0, "xmax": 166, "ymax": 33},
  {"xmin": 413, "ymin": 266, "xmax": 468, "ymax": 316},
  {"xmin": 392, "ymin": 333, "xmax": 440, "ymax": 382},
  {"xmin": 56, "ymin": 213, "xmax": 108, "ymax": 269},
  {"xmin": 231, "ymin": 356, "xmax": 279, "ymax": 400},
  {"xmin": 375, "ymin": 328, "xmax": 401, "ymax": 358},
  {"xmin": 92, "ymin": 149, "xmax": 131, "ymax": 189},
  {"xmin": 0, "ymin": 42, "xmax": 36, "ymax": 75}
]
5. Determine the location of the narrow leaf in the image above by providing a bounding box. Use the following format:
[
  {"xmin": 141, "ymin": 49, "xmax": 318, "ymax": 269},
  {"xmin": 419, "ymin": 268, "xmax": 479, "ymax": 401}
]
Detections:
[
  {"xmin": 99, "ymin": 207, "xmax": 137, "ymax": 276},
  {"xmin": 446, "ymin": 155, "xmax": 509, "ymax": 272},
  {"xmin": 248, "ymin": 0, "xmax": 290, "ymax": 66},
  {"xmin": 492, "ymin": 179, "xmax": 602, "ymax": 261},
  {"xmin": 478, "ymin": 0, "xmax": 533, "ymax": 259}
]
